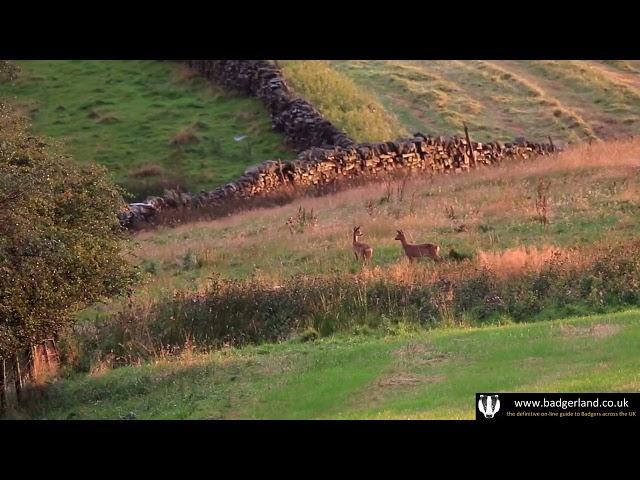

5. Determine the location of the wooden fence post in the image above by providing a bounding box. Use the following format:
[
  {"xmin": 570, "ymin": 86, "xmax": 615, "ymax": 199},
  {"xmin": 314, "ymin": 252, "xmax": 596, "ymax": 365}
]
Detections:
[
  {"xmin": 463, "ymin": 123, "xmax": 477, "ymax": 168},
  {"xmin": 0, "ymin": 359, "xmax": 6, "ymax": 415},
  {"xmin": 28, "ymin": 346, "xmax": 37, "ymax": 383},
  {"xmin": 13, "ymin": 354, "xmax": 22, "ymax": 403}
]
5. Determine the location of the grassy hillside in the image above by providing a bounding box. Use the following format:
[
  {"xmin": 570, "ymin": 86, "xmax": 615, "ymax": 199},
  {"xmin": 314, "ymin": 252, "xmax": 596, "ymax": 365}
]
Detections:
[
  {"xmin": 315, "ymin": 60, "xmax": 640, "ymax": 144},
  {"xmin": 4, "ymin": 61, "xmax": 640, "ymax": 420},
  {"xmin": 5, "ymin": 60, "xmax": 637, "ymax": 201},
  {"xmin": 126, "ymin": 139, "xmax": 640, "ymax": 287},
  {"xmin": 0, "ymin": 61, "xmax": 294, "ymax": 199},
  {"xmin": 5, "ymin": 140, "xmax": 640, "ymax": 420},
  {"xmin": 279, "ymin": 60, "xmax": 406, "ymax": 142},
  {"xmin": 52, "ymin": 138, "xmax": 640, "ymax": 372},
  {"xmin": 13, "ymin": 309, "xmax": 640, "ymax": 419}
]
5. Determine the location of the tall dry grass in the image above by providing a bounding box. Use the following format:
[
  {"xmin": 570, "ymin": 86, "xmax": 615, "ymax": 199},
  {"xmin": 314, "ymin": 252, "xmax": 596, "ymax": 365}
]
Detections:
[
  {"xmin": 132, "ymin": 139, "xmax": 640, "ymax": 282},
  {"xmin": 65, "ymin": 237, "xmax": 640, "ymax": 371}
]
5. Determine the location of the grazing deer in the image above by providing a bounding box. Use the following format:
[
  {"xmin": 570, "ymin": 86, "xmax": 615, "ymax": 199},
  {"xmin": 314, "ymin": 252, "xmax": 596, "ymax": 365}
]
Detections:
[
  {"xmin": 352, "ymin": 226, "xmax": 373, "ymax": 263},
  {"xmin": 394, "ymin": 230, "xmax": 440, "ymax": 263}
]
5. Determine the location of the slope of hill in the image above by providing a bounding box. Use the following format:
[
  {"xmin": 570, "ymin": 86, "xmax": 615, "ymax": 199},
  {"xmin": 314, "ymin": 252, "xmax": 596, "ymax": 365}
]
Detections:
[
  {"xmin": 293, "ymin": 60, "xmax": 640, "ymax": 144},
  {"xmin": 5, "ymin": 60, "xmax": 638, "ymax": 202},
  {"xmin": 13, "ymin": 309, "xmax": 640, "ymax": 419},
  {"xmin": 4, "ymin": 139, "xmax": 640, "ymax": 420},
  {"xmin": 63, "ymin": 138, "xmax": 640, "ymax": 369},
  {"xmin": 0, "ymin": 61, "xmax": 294, "ymax": 199},
  {"xmin": 130, "ymin": 139, "xmax": 640, "ymax": 283},
  {"xmin": 278, "ymin": 60, "xmax": 407, "ymax": 143},
  {"xmin": 4, "ymin": 61, "xmax": 640, "ymax": 420}
]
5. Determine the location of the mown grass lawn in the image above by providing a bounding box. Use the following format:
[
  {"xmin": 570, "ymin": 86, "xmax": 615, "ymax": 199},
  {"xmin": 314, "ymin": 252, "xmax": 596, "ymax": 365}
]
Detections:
[{"xmin": 15, "ymin": 309, "xmax": 640, "ymax": 420}]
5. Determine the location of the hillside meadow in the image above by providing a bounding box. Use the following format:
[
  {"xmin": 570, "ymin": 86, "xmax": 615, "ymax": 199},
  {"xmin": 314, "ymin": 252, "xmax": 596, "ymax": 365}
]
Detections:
[
  {"xmin": 318, "ymin": 60, "xmax": 640, "ymax": 143},
  {"xmin": 4, "ymin": 60, "xmax": 640, "ymax": 201},
  {"xmin": 53, "ymin": 138, "xmax": 640, "ymax": 374},
  {"xmin": 130, "ymin": 138, "xmax": 640, "ymax": 285},
  {"xmin": 3, "ymin": 60, "xmax": 640, "ymax": 420},
  {"xmin": 0, "ymin": 61, "xmax": 294, "ymax": 199}
]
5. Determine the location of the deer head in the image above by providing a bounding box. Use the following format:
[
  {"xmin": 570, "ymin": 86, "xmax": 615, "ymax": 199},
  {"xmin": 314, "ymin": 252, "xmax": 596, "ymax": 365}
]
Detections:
[{"xmin": 394, "ymin": 230, "xmax": 405, "ymax": 241}]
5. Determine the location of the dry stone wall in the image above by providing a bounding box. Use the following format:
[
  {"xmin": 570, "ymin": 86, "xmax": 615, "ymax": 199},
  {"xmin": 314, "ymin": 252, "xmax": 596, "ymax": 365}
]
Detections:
[
  {"xmin": 124, "ymin": 61, "xmax": 559, "ymax": 227},
  {"xmin": 186, "ymin": 60, "xmax": 354, "ymax": 151}
]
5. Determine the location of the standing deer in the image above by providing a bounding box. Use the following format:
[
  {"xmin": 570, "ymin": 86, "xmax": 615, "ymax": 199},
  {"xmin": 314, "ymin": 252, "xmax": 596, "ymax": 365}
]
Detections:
[
  {"xmin": 352, "ymin": 226, "xmax": 373, "ymax": 263},
  {"xmin": 394, "ymin": 230, "xmax": 441, "ymax": 263}
]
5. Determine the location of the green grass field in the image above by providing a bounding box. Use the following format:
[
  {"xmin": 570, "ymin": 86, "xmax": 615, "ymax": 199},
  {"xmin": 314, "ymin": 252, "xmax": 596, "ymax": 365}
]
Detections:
[
  {"xmin": 14, "ymin": 309, "xmax": 640, "ymax": 420},
  {"xmin": 0, "ymin": 61, "xmax": 293, "ymax": 199},
  {"xmin": 279, "ymin": 60, "xmax": 406, "ymax": 142},
  {"xmin": 324, "ymin": 60, "xmax": 640, "ymax": 143}
]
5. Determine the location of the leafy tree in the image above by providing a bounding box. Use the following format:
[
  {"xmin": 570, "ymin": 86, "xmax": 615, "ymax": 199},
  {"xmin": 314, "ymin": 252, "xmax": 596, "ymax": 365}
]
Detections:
[{"xmin": 0, "ymin": 101, "xmax": 138, "ymax": 365}]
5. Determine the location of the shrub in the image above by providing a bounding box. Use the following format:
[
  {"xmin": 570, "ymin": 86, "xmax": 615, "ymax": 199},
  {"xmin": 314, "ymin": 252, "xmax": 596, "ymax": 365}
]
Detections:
[
  {"xmin": 169, "ymin": 124, "xmax": 202, "ymax": 146},
  {"xmin": 296, "ymin": 327, "xmax": 319, "ymax": 343},
  {"xmin": 0, "ymin": 101, "xmax": 137, "ymax": 365},
  {"xmin": 286, "ymin": 206, "xmax": 318, "ymax": 235}
]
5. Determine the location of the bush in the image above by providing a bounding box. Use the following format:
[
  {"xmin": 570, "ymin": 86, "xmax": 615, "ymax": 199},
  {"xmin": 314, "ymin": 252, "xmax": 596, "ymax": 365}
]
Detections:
[
  {"xmin": 0, "ymin": 101, "xmax": 137, "ymax": 363},
  {"xmin": 296, "ymin": 327, "xmax": 319, "ymax": 343}
]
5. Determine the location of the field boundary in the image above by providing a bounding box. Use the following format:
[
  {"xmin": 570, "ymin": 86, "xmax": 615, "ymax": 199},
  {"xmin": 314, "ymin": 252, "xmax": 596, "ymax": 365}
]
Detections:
[{"xmin": 124, "ymin": 61, "xmax": 559, "ymax": 228}]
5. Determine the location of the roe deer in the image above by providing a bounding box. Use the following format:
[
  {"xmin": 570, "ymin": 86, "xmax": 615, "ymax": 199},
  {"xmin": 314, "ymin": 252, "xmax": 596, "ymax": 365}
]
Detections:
[
  {"xmin": 352, "ymin": 226, "xmax": 373, "ymax": 263},
  {"xmin": 394, "ymin": 230, "xmax": 440, "ymax": 263}
]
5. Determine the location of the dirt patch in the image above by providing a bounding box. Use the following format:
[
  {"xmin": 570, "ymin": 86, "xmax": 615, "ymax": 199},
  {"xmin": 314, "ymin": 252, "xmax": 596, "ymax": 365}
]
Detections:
[
  {"xmin": 95, "ymin": 114, "xmax": 120, "ymax": 125},
  {"xmin": 394, "ymin": 343, "xmax": 450, "ymax": 367},
  {"xmin": 170, "ymin": 125, "xmax": 201, "ymax": 146},
  {"xmin": 350, "ymin": 370, "xmax": 446, "ymax": 412},
  {"xmin": 559, "ymin": 323, "xmax": 622, "ymax": 340},
  {"xmin": 376, "ymin": 372, "xmax": 446, "ymax": 388},
  {"xmin": 394, "ymin": 343, "xmax": 428, "ymax": 358},
  {"xmin": 523, "ymin": 356, "xmax": 544, "ymax": 367},
  {"xmin": 349, "ymin": 343, "xmax": 452, "ymax": 411}
]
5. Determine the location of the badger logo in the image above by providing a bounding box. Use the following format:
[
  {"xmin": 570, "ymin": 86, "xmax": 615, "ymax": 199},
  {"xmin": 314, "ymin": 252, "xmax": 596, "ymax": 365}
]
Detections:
[{"xmin": 478, "ymin": 395, "xmax": 501, "ymax": 418}]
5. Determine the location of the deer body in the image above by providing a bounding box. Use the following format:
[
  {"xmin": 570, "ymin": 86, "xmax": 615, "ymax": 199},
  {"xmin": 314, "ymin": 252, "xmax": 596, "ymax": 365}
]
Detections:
[
  {"xmin": 352, "ymin": 226, "xmax": 373, "ymax": 263},
  {"xmin": 395, "ymin": 230, "xmax": 440, "ymax": 263}
]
